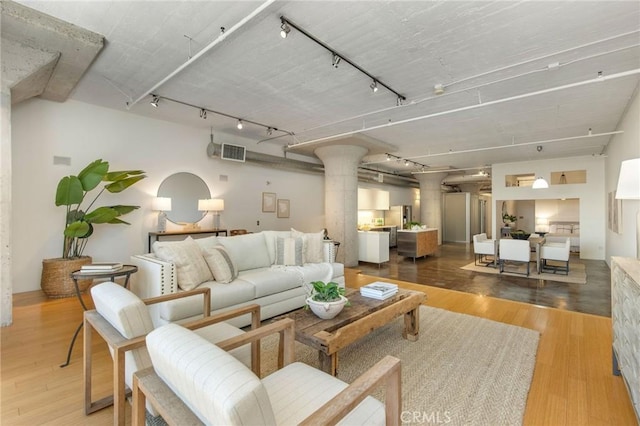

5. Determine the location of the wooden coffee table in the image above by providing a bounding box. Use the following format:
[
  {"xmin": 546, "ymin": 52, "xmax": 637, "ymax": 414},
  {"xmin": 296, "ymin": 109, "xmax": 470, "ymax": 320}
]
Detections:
[{"xmin": 279, "ymin": 287, "xmax": 426, "ymax": 376}]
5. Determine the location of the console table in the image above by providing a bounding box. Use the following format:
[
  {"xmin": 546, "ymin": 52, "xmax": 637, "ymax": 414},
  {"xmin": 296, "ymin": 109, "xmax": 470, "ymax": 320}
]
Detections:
[
  {"xmin": 148, "ymin": 229, "xmax": 227, "ymax": 251},
  {"xmin": 611, "ymin": 256, "xmax": 640, "ymax": 421}
]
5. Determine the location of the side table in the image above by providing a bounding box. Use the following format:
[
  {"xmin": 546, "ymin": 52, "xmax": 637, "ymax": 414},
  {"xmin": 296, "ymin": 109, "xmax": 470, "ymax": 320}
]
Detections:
[{"xmin": 60, "ymin": 265, "xmax": 138, "ymax": 368}]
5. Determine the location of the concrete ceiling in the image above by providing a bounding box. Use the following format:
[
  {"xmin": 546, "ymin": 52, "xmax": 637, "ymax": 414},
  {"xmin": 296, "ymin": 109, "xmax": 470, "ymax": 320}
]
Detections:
[{"xmin": 12, "ymin": 0, "xmax": 640, "ymax": 179}]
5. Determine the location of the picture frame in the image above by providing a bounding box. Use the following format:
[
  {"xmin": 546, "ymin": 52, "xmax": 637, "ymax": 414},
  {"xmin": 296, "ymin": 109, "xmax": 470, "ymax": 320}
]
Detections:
[
  {"xmin": 262, "ymin": 192, "xmax": 276, "ymax": 213},
  {"xmin": 277, "ymin": 199, "xmax": 290, "ymax": 218}
]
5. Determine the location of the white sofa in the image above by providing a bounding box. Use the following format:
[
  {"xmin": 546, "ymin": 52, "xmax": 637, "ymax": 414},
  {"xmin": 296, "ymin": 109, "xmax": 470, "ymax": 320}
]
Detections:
[{"xmin": 130, "ymin": 230, "xmax": 344, "ymax": 327}]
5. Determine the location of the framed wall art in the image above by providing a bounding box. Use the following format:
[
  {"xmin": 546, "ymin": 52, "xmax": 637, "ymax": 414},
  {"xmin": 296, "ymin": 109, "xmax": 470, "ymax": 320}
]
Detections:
[
  {"xmin": 262, "ymin": 192, "xmax": 276, "ymax": 213},
  {"xmin": 277, "ymin": 199, "xmax": 290, "ymax": 218}
]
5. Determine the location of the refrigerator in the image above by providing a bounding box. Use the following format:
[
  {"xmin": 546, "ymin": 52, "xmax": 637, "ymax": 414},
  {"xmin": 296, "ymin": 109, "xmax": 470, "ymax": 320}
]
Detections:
[{"xmin": 385, "ymin": 205, "xmax": 412, "ymax": 229}]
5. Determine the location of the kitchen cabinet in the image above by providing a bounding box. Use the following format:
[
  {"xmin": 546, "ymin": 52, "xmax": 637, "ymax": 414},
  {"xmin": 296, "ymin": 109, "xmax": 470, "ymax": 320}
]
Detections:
[
  {"xmin": 358, "ymin": 188, "xmax": 389, "ymax": 210},
  {"xmin": 370, "ymin": 226, "xmax": 397, "ymax": 247},
  {"xmin": 397, "ymin": 229, "xmax": 438, "ymax": 261},
  {"xmin": 358, "ymin": 231, "xmax": 389, "ymax": 265}
]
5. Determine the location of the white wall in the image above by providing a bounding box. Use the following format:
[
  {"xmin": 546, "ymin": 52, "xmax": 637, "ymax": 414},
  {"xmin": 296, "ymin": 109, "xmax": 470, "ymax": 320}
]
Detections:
[
  {"xmin": 606, "ymin": 87, "xmax": 640, "ymax": 261},
  {"xmin": 492, "ymin": 156, "xmax": 606, "ymax": 259},
  {"xmin": 11, "ymin": 99, "xmax": 333, "ymax": 293}
]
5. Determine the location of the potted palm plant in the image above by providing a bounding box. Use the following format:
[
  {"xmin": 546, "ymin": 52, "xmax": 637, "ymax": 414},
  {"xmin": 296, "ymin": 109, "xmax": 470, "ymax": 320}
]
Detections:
[
  {"xmin": 41, "ymin": 159, "xmax": 146, "ymax": 298},
  {"xmin": 305, "ymin": 281, "xmax": 349, "ymax": 319}
]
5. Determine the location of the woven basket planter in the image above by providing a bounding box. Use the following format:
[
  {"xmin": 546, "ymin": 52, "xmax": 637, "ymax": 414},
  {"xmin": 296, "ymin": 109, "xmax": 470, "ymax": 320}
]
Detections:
[{"xmin": 41, "ymin": 256, "xmax": 93, "ymax": 298}]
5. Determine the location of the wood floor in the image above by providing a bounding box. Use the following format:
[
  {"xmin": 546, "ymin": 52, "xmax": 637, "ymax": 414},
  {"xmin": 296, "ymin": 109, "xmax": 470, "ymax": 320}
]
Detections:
[
  {"xmin": 357, "ymin": 243, "xmax": 612, "ymax": 317},
  {"xmin": 1, "ymin": 271, "xmax": 636, "ymax": 425}
]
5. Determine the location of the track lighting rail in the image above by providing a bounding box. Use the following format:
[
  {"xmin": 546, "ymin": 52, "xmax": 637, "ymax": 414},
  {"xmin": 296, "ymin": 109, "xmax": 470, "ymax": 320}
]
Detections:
[
  {"xmin": 383, "ymin": 153, "xmax": 429, "ymax": 171},
  {"xmin": 151, "ymin": 94, "xmax": 294, "ymax": 136},
  {"xmin": 280, "ymin": 16, "xmax": 406, "ymax": 102}
]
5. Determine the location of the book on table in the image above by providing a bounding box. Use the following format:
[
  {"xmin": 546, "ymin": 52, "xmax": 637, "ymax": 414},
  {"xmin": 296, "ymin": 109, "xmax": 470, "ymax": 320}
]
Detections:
[
  {"xmin": 360, "ymin": 282, "xmax": 398, "ymax": 299},
  {"xmin": 80, "ymin": 262, "xmax": 123, "ymax": 272}
]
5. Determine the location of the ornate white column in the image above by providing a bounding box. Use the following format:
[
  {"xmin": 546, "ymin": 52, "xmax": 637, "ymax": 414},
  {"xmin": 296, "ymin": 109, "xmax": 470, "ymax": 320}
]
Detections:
[
  {"xmin": 415, "ymin": 173, "xmax": 446, "ymax": 245},
  {"xmin": 315, "ymin": 145, "xmax": 369, "ymax": 267}
]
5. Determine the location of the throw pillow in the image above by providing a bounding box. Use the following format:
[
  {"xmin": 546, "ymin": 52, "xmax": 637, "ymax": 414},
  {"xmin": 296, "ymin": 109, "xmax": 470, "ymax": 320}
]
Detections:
[
  {"xmin": 217, "ymin": 233, "xmax": 271, "ymax": 271},
  {"xmin": 291, "ymin": 228, "xmax": 325, "ymax": 263},
  {"xmin": 275, "ymin": 237, "xmax": 303, "ymax": 266},
  {"xmin": 152, "ymin": 237, "xmax": 213, "ymax": 291},
  {"xmin": 201, "ymin": 245, "xmax": 239, "ymax": 284}
]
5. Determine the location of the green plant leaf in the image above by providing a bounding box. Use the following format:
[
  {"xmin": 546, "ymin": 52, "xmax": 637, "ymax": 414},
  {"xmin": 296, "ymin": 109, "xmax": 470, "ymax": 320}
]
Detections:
[
  {"xmin": 105, "ymin": 175, "xmax": 146, "ymax": 193},
  {"xmin": 55, "ymin": 176, "xmax": 84, "ymax": 206},
  {"xmin": 105, "ymin": 170, "xmax": 145, "ymax": 181},
  {"xmin": 84, "ymin": 206, "xmax": 119, "ymax": 224},
  {"xmin": 64, "ymin": 221, "xmax": 90, "ymax": 238},
  {"xmin": 110, "ymin": 205, "xmax": 140, "ymax": 215},
  {"xmin": 77, "ymin": 159, "xmax": 109, "ymax": 191},
  {"xmin": 107, "ymin": 217, "xmax": 130, "ymax": 225}
]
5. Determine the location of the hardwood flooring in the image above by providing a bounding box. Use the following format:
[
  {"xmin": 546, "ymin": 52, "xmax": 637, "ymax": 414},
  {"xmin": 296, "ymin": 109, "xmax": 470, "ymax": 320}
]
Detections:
[
  {"xmin": 356, "ymin": 243, "xmax": 612, "ymax": 317},
  {"xmin": 1, "ymin": 269, "xmax": 636, "ymax": 425}
]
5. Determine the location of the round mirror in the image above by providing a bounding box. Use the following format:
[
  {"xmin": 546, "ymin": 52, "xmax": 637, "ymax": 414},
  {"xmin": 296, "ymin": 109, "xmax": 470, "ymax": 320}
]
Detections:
[{"xmin": 157, "ymin": 172, "xmax": 210, "ymax": 224}]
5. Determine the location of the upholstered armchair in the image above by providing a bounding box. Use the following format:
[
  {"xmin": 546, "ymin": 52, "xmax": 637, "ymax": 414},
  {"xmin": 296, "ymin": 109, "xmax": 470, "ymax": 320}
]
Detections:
[
  {"xmin": 84, "ymin": 282, "xmax": 261, "ymax": 425},
  {"xmin": 132, "ymin": 322, "xmax": 402, "ymax": 426},
  {"xmin": 473, "ymin": 233, "xmax": 498, "ymax": 267},
  {"xmin": 499, "ymin": 239, "xmax": 531, "ymax": 276},
  {"xmin": 540, "ymin": 237, "xmax": 571, "ymax": 275}
]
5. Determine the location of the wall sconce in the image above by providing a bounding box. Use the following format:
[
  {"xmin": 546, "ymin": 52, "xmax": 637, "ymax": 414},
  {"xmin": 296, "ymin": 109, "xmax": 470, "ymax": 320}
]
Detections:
[
  {"xmin": 532, "ymin": 177, "xmax": 549, "ymax": 189},
  {"xmin": 152, "ymin": 197, "xmax": 172, "ymax": 232},
  {"xmin": 199, "ymin": 198, "xmax": 225, "ymax": 229},
  {"xmin": 615, "ymin": 158, "xmax": 640, "ymax": 258}
]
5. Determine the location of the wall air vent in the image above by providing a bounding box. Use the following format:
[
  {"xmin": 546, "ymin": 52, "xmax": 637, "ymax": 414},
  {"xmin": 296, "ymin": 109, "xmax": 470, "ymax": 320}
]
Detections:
[{"xmin": 221, "ymin": 143, "xmax": 246, "ymax": 162}]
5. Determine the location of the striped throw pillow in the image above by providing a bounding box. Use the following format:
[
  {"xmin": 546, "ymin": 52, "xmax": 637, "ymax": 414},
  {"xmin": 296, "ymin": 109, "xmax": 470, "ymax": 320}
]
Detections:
[
  {"xmin": 201, "ymin": 245, "xmax": 238, "ymax": 284},
  {"xmin": 276, "ymin": 237, "xmax": 303, "ymax": 266}
]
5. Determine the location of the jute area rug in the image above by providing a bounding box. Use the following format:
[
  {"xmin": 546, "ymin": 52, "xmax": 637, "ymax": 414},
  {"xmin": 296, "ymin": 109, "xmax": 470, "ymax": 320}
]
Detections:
[
  {"xmin": 461, "ymin": 261, "xmax": 587, "ymax": 284},
  {"xmin": 260, "ymin": 306, "xmax": 540, "ymax": 426}
]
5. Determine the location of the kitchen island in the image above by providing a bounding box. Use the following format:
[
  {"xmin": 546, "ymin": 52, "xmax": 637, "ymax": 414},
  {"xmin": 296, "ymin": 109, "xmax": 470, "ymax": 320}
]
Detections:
[{"xmin": 397, "ymin": 228, "xmax": 438, "ymax": 262}]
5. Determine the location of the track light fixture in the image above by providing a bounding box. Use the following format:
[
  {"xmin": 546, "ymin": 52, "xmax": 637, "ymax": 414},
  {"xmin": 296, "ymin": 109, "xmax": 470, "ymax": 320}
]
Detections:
[
  {"xmin": 383, "ymin": 153, "xmax": 429, "ymax": 171},
  {"xmin": 370, "ymin": 80, "xmax": 378, "ymax": 93},
  {"xmin": 148, "ymin": 94, "xmax": 294, "ymax": 138},
  {"xmin": 280, "ymin": 21, "xmax": 290, "ymax": 38},
  {"xmin": 396, "ymin": 96, "xmax": 404, "ymax": 107},
  {"xmin": 279, "ymin": 16, "xmax": 405, "ymax": 103},
  {"xmin": 332, "ymin": 53, "xmax": 341, "ymax": 69}
]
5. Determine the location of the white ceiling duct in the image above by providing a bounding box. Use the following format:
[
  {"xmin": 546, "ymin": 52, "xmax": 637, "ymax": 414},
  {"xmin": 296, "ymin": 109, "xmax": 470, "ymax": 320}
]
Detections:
[{"xmin": 441, "ymin": 174, "xmax": 491, "ymax": 184}]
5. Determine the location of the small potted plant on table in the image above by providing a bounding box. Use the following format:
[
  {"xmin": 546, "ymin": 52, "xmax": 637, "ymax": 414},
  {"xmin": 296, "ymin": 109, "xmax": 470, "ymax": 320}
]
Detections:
[{"xmin": 305, "ymin": 281, "xmax": 349, "ymax": 319}]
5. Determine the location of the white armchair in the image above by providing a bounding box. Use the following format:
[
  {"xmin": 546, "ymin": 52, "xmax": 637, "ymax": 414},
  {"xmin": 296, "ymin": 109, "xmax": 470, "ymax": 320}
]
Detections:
[
  {"xmin": 473, "ymin": 233, "xmax": 498, "ymax": 268},
  {"xmin": 132, "ymin": 322, "xmax": 402, "ymax": 426},
  {"xmin": 84, "ymin": 282, "xmax": 260, "ymax": 425},
  {"xmin": 540, "ymin": 237, "xmax": 571, "ymax": 275},
  {"xmin": 499, "ymin": 239, "xmax": 531, "ymax": 276}
]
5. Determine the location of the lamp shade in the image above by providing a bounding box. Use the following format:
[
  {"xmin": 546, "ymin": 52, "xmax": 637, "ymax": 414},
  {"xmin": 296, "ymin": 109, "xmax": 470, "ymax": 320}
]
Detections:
[
  {"xmin": 532, "ymin": 177, "xmax": 549, "ymax": 189},
  {"xmin": 152, "ymin": 197, "xmax": 172, "ymax": 211},
  {"xmin": 211, "ymin": 198, "xmax": 224, "ymax": 211},
  {"xmin": 615, "ymin": 158, "xmax": 640, "ymax": 200},
  {"xmin": 198, "ymin": 198, "xmax": 224, "ymax": 211}
]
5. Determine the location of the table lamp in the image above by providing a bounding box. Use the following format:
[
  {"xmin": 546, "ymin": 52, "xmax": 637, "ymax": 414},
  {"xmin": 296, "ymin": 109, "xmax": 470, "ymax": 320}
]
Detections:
[
  {"xmin": 199, "ymin": 198, "xmax": 224, "ymax": 229},
  {"xmin": 152, "ymin": 197, "xmax": 171, "ymax": 233},
  {"xmin": 615, "ymin": 158, "xmax": 640, "ymax": 259}
]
